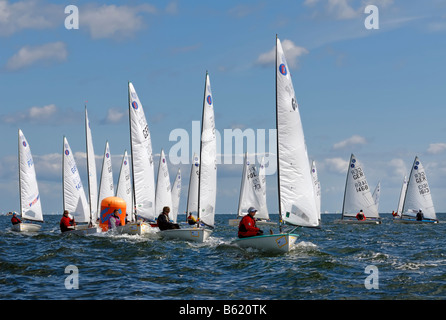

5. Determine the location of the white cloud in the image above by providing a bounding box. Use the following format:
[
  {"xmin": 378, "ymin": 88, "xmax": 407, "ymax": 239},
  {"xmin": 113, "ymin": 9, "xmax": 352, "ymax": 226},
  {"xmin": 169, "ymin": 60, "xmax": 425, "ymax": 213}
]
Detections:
[
  {"xmin": 427, "ymin": 143, "xmax": 446, "ymax": 154},
  {"xmin": 103, "ymin": 107, "xmax": 126, "ymax": 124},
  {"xmin": 0, "ymin": 104, "xmax": 82, "ymax": 125},
  {"xmin": 5, "ymin": 42, "xmax": 67, "ymax": 71},
  {"xmin": 0, "ymin": 0, "xmax": 62, "ymax": 36},
  {"xmin": 324, "ymin": 157, "xmax": 348, "ymax": 173},
  {"xmin": 81, "ymin": 4, "xmax": 157, "ymax": 39},
  {"xmin": 333, "ymin": 135, "xmax": 367, "ymax": 150},
  {"xmin": 388, "ymin": 158, "xmax": 408, "ymax": 178},
  {"xmin": 257, "ymin": 39, "xmax": 309, "ymax": 68}
]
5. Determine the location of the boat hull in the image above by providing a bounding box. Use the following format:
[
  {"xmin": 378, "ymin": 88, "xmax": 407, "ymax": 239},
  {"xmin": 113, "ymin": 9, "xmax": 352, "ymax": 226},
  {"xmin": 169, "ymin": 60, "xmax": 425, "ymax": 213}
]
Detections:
[
  {"xmin": 228, "ymin": 219, "xmax": 277, "ymax": 227},
  {"xmin": 393, "ymin": 218, "xmax": 439, "ymax": 224},
  {"xmin": 113, "ymin": 222, "xmax": 156, "ymax": 235},
  {"xmin": 61, "ymin": 225, "xmax": 101, "ymax": 236},
  {"xmin": 160, "ymin": 227, "xmax": 212, "ymax": 243},
  {"xmin": 11, "ymin": 223, "xmax": 41, "ymax": 232},
  {"xmin": 233, "ymin": 233, "xmax": 298, "ymax": 253},
  {"xmin": 335, "ymin": 219, "xmax": 381, "ymax": 225}
]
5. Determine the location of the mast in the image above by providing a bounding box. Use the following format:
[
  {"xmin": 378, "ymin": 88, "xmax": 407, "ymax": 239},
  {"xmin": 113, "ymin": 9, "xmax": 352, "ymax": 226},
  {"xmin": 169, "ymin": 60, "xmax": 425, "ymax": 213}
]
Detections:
[
  {"xmin": 18, "ymin": 129, "xmax": 23, "ymax": 218},
  {"xmin": 85, "ymin": 106, "xmax": 93, "ymax": 225},
  {"xmin": 62, "ymin": 136, "xmax": 66, "ymax": 212},
  {"xmin": 341, "ymin": 154, "xmax": 352, "ymax": 220},
  {"xmin": 237, "ymin": 152, "xmax": 248, "ymax": 217},
  {"xmin": 128, "ymin": 82, "xmax": 137, "ymax": 220}
]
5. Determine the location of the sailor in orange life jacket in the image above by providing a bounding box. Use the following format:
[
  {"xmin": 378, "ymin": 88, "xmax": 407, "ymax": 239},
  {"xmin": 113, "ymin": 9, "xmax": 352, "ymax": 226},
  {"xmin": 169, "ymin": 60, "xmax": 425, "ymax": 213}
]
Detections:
[
  {"xmin": 238, "ymin": 207, "xmax": 264, "ymax": 238},
  {"xmin": 60, "ymin": 210, "xmax": 76, "ymax": 232},
  {"xmin": 356, "ymin": 209, "xmax": 366, "ymax": 221}
]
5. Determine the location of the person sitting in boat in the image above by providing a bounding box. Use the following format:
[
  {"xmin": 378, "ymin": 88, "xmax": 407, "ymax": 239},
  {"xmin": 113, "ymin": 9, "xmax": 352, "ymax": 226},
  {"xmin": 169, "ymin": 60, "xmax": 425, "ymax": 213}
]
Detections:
[
  {"xmin": 187, "ymin": 212, "xmax": 197, "ymax": 225},
  {"xmin": 60, "ymin": 210, "xmax": 76, "ymax": 232},
  {"xmin": 108, "ymin": 209, "xmax": 122, "ymax": 229},
  {"xmin": 238, "ymin": 207, "xmax": 263, "ymax": 238},
  {"xmin": 11, "ymin": 213, "xmax": 21, "ymax": 225},
  {"xmin": 392, "ymin": 211, "xmax": 398, "ymax": 217},
  {"xmin": 157, "ymin": 206, "xmax": 180, "ymax": 231},
  {"xmin": 356, "ymin": 210, "xmax": 366, "ymax": 221},
  {"xmin": 416, "ymin": 209, "xmax": 424, "ymax": 221}
]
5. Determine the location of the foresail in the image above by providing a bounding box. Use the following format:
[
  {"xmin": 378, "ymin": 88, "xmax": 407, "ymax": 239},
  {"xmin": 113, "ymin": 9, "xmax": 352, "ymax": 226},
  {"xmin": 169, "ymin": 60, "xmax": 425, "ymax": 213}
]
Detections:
[
  {"xmin": 276, "ymin": 37, "xmax": 319, "ymax": 227},
  {"xmin": 18, "ymin": 129, "xmax": 43, "ymax": 222},
  {"xmin": 155, "ymin": 149, "xmax": 173, "ymax": 221},
  {"xmin": 116, "ymin": 151, "xmax": 134, "ymax": 222},
  {"xmin": 128, "ymin": 82, "xmax": 156, "ymax": 221},
  {"xmin": 97, "ymin": 141, "xmax": 114, "ymax": 216},
  {"xmin": 342, "ymin": 154, "xmax": 379, "ymax": 219},
  {"xmin": 171, "ymin": 168, "xmax": 182, "ymax": 223},
  {"xmin": 402, "ymin": 157, "xmax": 436, "ymax": 220},
  {"xmin": 63, "ymin": 137, "xmax": 90, "ymax": 223},
  {"xmin": 198, "ymin": 72, "xmax": 217, "ymax": 228}
]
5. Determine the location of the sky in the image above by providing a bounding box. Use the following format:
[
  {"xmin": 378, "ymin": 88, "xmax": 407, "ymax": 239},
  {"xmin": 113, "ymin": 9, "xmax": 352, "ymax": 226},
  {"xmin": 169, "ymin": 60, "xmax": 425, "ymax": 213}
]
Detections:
[{"xmin": 1, "ymin": 0, "xmax": 446, "ymax": 216}]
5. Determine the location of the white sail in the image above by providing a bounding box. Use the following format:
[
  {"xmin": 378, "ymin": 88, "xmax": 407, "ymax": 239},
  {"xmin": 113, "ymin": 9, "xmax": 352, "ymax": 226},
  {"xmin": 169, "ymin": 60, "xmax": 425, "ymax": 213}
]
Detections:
[
  {"xmin": 171, "ymin": 168, "xmax": 182, "ymax": 223},
  {"xmin": 155, "ymin": 149, "xmax": 173, "ymax": 221},
  {"xmin": 186, "ymin": 153, "xmax": 199, "ymax": 215},
  {"xmin": 372, "ymin": 181, "xmax": 381, "ymax": 212},
  {"xmin": 198, "ymin": 72, "xmax": 217, "ymax": 228},
  {"xmin": 18, "ymin": 129, "xmax": 43, "ymax": 222},
  {"xmin": 116, "ymin": 150, "xmax": 133, "ymax": 222},
  {"xmin": 97, "ymin": 141, "xmax": 114, "ymax": 215},
  {"xmin": 402, "ymin": 156, "xmax": 436, "ymax": 220},
  {"xmin": 128, "ymin": 82, "xmax": 156, "ymax": 221},
  {"xmin": 237, "ymin": 152, "xmax": 268, "ymax": 220},
  {"xmin": 311, "ymin": 160, "xmax": 322, "ymax": 221},
  {"xmin": 396, "ymin": 175, "xmax": 407, "ymax": 216},
  {"xmin": 63, "ymin": 136, "xmax": 90, "ymax": 223},
  {"xmin": 276, "ymin": 37, "xmax": 319, "ymax": 228},
  {"xmin": 85, "ymin": 107, "xmax": 98, "ymax": 222},
  {"xmin": 342, "ymin": 154, "xmax": 380, "ymax": 219}
]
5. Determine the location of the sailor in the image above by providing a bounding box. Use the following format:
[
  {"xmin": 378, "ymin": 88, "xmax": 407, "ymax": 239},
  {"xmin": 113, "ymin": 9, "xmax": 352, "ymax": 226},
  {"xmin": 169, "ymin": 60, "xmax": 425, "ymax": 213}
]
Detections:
[
  {"xmin": 157, "ymin": 206, "xmax": 180, "ymax": 230},
  {"xmin": 60, "ymin": 210, "xmax": 76, "ymax": 233},
  {"xmin": 416, "ymin": 209, "xmax": 424, "ymax": 221},
  {"xmin": 356, "ymin": 210, "xmax": 366, "ymax": 221},
  {"xmin": 11, "ymin": 213, "xmax": 21, "ymax": 225},
  {"xmin": 108, "ymin": 209, "xmax": 122, "ymax": 229},
  {"xmin": 187, "ymin": 212, "xmax": 197, "ymax": 225},
  {"xmin": 238, "ymin": 207, "xmax": 263, "ymax": 238}
]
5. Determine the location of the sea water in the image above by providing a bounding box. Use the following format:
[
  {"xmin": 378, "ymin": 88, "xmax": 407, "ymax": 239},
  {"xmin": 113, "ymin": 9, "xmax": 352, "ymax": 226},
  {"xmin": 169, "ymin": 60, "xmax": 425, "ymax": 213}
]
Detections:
[{"xmin": 1, "ymin": 213, "xmax": 445, "ymax": 301}]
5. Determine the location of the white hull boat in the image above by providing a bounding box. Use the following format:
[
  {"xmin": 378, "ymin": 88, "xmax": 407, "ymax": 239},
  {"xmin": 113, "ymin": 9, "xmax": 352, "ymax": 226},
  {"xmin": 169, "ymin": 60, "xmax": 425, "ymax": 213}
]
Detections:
[
  {"xmin": 117, "ymin": 221, "xmax": 155, "ymax": 235},
  {"xmin": 334, "ymin": 218, "xmax": 381, "ymax": 225},
  {"xmin": 11, "ymin": 223, "xmax": 42, "ymax": 232},
  {"xmin": 160, "ymin": 227, "xmax": 212, "ymax": 243},
  {"xmin": 233, "ymin": 233, "xmax": 298, "ymax": 253},
  {"xmin": 228, "ymin": 218, "xmax": 276, "ymax": 227},
  {"xmin": 61, "ymin": 225, "xmax": 101, "ymax": 236}
]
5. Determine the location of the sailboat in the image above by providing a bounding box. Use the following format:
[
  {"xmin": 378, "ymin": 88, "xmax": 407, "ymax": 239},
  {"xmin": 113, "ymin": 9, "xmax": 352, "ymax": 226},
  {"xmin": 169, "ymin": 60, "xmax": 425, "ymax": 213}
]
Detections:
[
  {"xmin": 185, "ymin": 153, "xmax": 200, "ymax": 222},
  {"xmin": 13, "ymin": 129, "xmax": 44, "ymax": 232},
  {"xmin": 234, "ymin": 36, "xmax": 320, "ymax": 253},
  {"xmin": 97, "ymin": 141, "xmax": 115, "ymax": 219},
  {"xmin": 160, "ymin": 71, "xmax": 217, "ymax": 242},
  {"xmin": 394, "ymin": 175, "xmax": 407, "ymax": 218},
  {"xmin": 394, "ymin": 156, "xmax": 438, "ymax": 224},
  {"xmin": 336, "ymin": 154, "xmax": 381, "ymax": 224},
  {"xmin": 228, "ymin": 152, "xmax": 274, "ymax": 227},
  {"xmin": 155, "ymin": 149, "xmax": 173, "ymax": 221},
  {"xmin": 171, "ymin": 168, "xmax": 182, "ymax": 223},
  {"xmin": 128, "ymin": 82, "xmax": 157, "ymax": 231},
  {"xmin": 311, "ymin": 160, "xmax": 322, "ymax": 224},
  {"xmin": 85, "ymin": 107, "xmax": 98, "ymax": 225},
  {"xmin": 62, "ymin": 136, "xmax": 101, "ymax": 235}
]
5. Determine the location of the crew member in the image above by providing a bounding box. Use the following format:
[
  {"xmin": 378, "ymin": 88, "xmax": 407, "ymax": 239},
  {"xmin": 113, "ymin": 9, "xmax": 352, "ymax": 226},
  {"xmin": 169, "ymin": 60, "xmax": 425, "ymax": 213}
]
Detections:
[{"xmin": 238, "ymin": 207, "xmax": 263, "ymax": 238}]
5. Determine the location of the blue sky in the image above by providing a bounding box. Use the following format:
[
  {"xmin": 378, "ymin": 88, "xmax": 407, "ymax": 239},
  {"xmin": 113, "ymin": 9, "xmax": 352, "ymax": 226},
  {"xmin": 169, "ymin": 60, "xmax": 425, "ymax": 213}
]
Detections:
[{"xmin": 1, "ymin": 0, "xmax": 446, "ymax": 215}]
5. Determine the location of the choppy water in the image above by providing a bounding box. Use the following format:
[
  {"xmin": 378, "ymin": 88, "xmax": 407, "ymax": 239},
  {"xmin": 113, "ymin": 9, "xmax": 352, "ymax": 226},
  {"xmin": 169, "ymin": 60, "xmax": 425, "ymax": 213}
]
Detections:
[{"xmin": 1, "ymin": 213, "xmax": 446, "ymax": 302}]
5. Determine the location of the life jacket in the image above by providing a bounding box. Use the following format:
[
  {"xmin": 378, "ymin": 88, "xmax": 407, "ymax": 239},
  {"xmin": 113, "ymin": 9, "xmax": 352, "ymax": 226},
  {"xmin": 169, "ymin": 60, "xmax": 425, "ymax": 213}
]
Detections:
[
  {"xmin": 238, "ymin": 215, "xmax": 260, "ymax": 238},
  {"xmin": 60, "ymin": 216, "xmax": 74, "ymax": 232},
  {"xmin": 11, "ymin": 216, "xmax": 21, "ymax": 225},
  {"xmin": 356, "ymin": 212, "xmax": 366, "ymax": 220}
]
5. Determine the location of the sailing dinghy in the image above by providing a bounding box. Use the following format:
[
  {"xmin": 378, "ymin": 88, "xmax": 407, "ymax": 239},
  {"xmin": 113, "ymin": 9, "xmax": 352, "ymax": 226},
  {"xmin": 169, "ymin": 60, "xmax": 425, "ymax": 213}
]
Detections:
[
  {"xmin": 13, "ymin": 129, "xmax": 43, "ymax": 232},
  {"xmin": 228, "ymin": 153, "xmax": 274, "ymax": 227},
  {"xmin": 394, "ymin": 156, "xmax": 438, "ymax": 224},
  {"xmin": 160, "ymin": 71, "xmax": 217, "ymax": 243},
  {"xmin": 393, "ymin": 175, "xmax": 407, "ymax": 219},
  {"xmin": 62, "ymin": 136, "xmax": 101, "ymax": 235},
  {"xmin": 234, "ymin": 36, "xmax": 320, "ymax": 253},
  {"xmin": 127, "ymin": 82, "xmax": 157, "ymax": 233},
  {"xmin": 336, "ymin": 154, "xmax": 381, "ymax": 224},
  {"xmin": 85, "ymin": 107, "xmax": 99, "ymax": 226}
]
